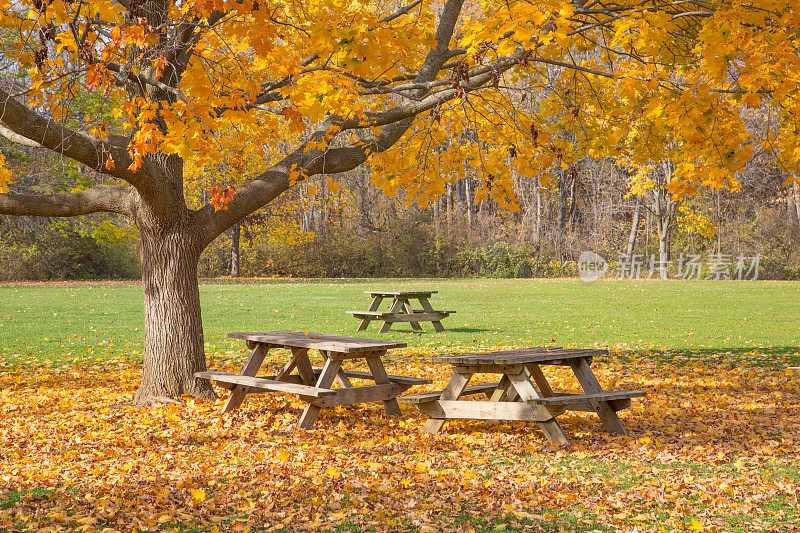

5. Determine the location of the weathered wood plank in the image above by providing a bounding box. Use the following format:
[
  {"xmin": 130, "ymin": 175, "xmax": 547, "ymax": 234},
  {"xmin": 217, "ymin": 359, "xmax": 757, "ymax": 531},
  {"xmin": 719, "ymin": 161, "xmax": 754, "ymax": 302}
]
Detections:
[
  {"xmin": 365, "ymin": 355, "xmax": 403, "ymax": 416},
  {"xmin": 568, "ymin": 358, "xmax": 628, "ymax": 435},
  {"xmin": 541, "ymin": 395, "xmax": 632, "ymax": 413},
  {"xmin": 366, "ymin": 290, "xmax": 437, "ymax": 297},
  {"xmin": 306, "ymin": 383, "xmax": 409, "ymax": 407},
  {"xmin": 220, "ymin": 343, "xmax": 269, "ymax": 413},
  {"xmin": 422, "ymin": 371, "xmax": 472, "ymax": 433},
  {"xmin": 297, "ymin": 358, "xmax": 342, "ymax": 429},
  {"xmin": 335, "ymin": 367, "xmax": 354, "ymax": 388},
  {"xmin": 379, "ymin": 298, "xmax": 405, "ymax": 333},
  {"xmin": 489, "ymin": 375, "xmax": 516, "ymax": 402},
  {"xmin": 366, "ymin": 295, "xmax": 384, "ymax": 312},
  {"xmin": 197, "ymin": 371, "xmax": 334, "ymax": 397},
  {"xmin": 347, "ymin": 311, "xmax": 393, "ymax": 317},
  {"xmin": 532, "ymin": 390, "xmax": 646, "ymax": 404},
  {"xmin": 400, "ymin": 382, "xmax": 501, "ymax": 404},
  {"xmin": 274, "ymin": 350, "xmax": 300, "ymax": 381},
  {"xmin": 348, "ymin": 311, "xmax": 453, "ymax": 322},
  {"xmin": 312, "ymin": 367, "xmax": 432, "ymax": 385},
  {"xmin": 415, "ymin": 400, "xmax": 556, "ymax": 422},
  {"xmin": 506, "ymin": 371, "xmax": 569, "ymax": 445},
  {"xmin": 225, "ymin": 371, "xmax": 435, "ymax": 394},
  {"xmin": 384, "ymin": 312, "xmax": 451, "ymax": 322},
  {"xmin": 293, "ymin": 348, "xmax": 317, "ymax": 385},
  {"xmin": 229, "ymin": 331, "xmax": 406, "ymax": 353},
  {"xmin": 417, "ymin": 296, "xmax": 446, "ymax": 332},
  {"xmin": 357, "ymin": 295, "xmax": 384, "ymax": 331},
  {"xmin": 451, "ymin": 364, "xmax": 526, "ymax": 375},
  {"xmin": 438, "ymin": 348, "xmax": 605, "ymax": 365},
  {"xmin": 401, "ymin": 299, "xmax": 424, "ymax": 331}
]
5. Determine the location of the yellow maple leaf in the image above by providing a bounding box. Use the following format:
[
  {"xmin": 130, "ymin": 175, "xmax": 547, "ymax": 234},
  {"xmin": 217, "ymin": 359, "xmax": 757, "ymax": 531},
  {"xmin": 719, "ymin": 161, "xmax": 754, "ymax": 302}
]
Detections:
[
  {"xmin": 688, "ymin": 518, "xmax": 704, "ymax": 531},
  {"xmin": 190, "ymin": 488, "xmax": 206, "ymax": 502}
]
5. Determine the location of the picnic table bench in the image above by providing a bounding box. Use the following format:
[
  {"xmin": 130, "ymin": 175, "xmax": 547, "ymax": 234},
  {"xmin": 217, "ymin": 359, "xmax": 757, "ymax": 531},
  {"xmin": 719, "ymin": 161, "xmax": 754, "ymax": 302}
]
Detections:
[
  {"xmin": 347, "ymin": 290, "xmax": 455, "ymax": 333},
  {"xmin": 401, "ymin": 347, "xmax": 645, "ymax": 445},
  {"xmin": 196, "ymin": 331, "xmax": 431, "ymax": 429}
]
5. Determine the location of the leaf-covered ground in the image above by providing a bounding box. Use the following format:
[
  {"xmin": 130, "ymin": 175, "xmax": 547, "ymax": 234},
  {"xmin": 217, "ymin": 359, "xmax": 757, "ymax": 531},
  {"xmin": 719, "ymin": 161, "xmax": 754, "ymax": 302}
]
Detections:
[{"xmin": 2, "ymin": 348, "xmax": 798, "ymax": 533}]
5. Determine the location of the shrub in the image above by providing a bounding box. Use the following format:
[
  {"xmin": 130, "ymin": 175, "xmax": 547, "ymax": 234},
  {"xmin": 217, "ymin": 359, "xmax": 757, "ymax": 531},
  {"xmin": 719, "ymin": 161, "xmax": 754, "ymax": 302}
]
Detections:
[{"xmin": 0, "ymin": 220, "xmax": 139, "ymax": 280}]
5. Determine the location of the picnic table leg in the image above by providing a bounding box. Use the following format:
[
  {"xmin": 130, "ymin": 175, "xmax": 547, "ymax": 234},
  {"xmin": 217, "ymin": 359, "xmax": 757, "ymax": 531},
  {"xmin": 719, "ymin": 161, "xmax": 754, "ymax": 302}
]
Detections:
[
  {"xmin": 292, "ymin": 348, "xmax": 317, "ymax": 385},
  {"xmin": 422, "ymin": 371, "xmax": 473, "ymax": 433},
  {"xmin": 402, "ymin": 299, "xmax": 423, "ymax": 331},
  {"xmin": 418, "ymin": 297, "xmax": 445, "ymax": 332},
  {"xmin": 379, "ymin": 298, "xmax": 404, "ymax": 333},
  {"xmin": 526, "ymin": 364, "xmax": 554, "ymax": 398},
  {"xmin": 297, "ymin": 357, "xmax": 342, "ymax": 429},
  {"xmin": 489, "ymin": 375, "xmax": 516, "ymax": 402},
  {"xmin": 506, "ymin": 371, "xmax": 569, "ymax": 445},
  {"xmin": 273, "ymin": 347, "xmax": 312, "ymax": 382},
  {"xmin": 318, "ymin": 350, "xmax": 354, "ymax": 387},
  {"xmin": 365, "ymin": 354, "xmax": 403, "ymax": 416},
  {"xmin": 223, "ymin": 342, "xmax": 269, "ymax": 413},
  {"xmin": 335, "ymin": 367, "xmax": 354, "ymax": 388},
  {"xmin": 358, "ymin": 296, "xmax": 384, "ymax": 331},
  {"xmin": 569, "ymin": 358, "xmax": 627, "ymax": 435}
]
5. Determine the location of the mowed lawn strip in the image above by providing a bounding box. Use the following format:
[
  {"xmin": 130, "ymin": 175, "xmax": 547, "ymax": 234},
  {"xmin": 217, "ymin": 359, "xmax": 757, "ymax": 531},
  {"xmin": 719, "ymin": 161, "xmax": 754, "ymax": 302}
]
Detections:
[{"xmin": 1, "ymin": 279, "xmax": 799, "ymax": 365}]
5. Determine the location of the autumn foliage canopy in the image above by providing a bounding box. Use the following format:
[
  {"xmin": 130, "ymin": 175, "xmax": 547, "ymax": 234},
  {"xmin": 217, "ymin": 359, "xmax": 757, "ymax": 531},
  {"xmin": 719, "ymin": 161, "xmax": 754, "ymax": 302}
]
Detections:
[{"xmin": 1, "ymin": 0, "xmax": 798, "ymax": 207}]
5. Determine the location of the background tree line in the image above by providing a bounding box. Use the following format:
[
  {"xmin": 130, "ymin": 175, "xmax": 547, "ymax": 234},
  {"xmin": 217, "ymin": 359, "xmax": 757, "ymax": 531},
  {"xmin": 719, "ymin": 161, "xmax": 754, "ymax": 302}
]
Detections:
[{"xmin": 3, "ymin": 136, "xmax": 799, "ymax": 281}]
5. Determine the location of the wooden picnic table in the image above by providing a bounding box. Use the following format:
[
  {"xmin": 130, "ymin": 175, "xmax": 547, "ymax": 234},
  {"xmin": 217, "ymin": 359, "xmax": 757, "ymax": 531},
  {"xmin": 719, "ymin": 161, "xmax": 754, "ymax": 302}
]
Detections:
[
  {"xmin": 196, "ymin": 331, "xmax": 431, "ymax": 429},
  {"xmin": 401, "ymin": 347, "xmax": 645, "ymax": 445},
  {"xmin": 347, "ymin": 290, "xmax": 455, "ymax": 333}
]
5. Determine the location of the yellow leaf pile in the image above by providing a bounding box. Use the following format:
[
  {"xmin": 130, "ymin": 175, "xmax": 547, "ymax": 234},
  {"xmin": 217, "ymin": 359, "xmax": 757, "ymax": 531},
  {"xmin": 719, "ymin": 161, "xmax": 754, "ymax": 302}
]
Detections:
[{"xmin": 1, "ymin": 350, "xmax": 798, "ymax": 532}]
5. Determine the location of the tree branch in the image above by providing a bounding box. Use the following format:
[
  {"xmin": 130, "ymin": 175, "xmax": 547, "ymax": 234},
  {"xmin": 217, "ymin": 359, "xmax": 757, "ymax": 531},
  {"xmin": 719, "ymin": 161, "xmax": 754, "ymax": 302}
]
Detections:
[
  {"xmin": 0, "ymin": 185, "xmax": 135, "ymax": 217},
  {"xmin": 198, "ymin": 0, "xmax": 468, "ymax": 246},
  {"xmin": 378, "ymin": 0, "xmax": 423, "ymax": 24},
  {"xmin": 0, "ymin": 88, "xmax": 155, "ymax": 196}
]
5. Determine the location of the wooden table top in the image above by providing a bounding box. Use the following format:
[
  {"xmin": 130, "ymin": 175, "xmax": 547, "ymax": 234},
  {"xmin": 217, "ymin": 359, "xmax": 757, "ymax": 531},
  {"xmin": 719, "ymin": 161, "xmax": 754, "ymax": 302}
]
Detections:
[
  {"xmin": 437, "ymin": 347, "xmax": 607, "ymax": 365},
  {"xmin": 366, "ymin": 290, "xmax": 437, "ymax": 297},
  {"xmin": 229, "ymin": 331, "xmax": 407, "ymax": 353}
]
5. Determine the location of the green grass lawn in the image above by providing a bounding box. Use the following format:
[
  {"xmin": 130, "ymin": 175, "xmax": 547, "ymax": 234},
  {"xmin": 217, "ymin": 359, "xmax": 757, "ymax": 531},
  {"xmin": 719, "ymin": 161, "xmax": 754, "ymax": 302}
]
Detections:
[{"xmin": 1, "ymin": 278, "xmax": 798, "ymax": 364}]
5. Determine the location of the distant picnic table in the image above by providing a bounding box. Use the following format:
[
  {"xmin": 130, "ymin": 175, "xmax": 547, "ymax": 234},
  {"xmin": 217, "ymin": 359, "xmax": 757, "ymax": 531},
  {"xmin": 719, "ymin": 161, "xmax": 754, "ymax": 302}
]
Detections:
[
  {"xmin": 347, "ymin": 290, "xmax": 455, "ymax": 333},
  {"xmin": 196, "ymin": 331, "xmax": 431, "ymax": 429},
  {"xmin": 401, "ymin": 347, "xmax": 645, "ymax": 445}
]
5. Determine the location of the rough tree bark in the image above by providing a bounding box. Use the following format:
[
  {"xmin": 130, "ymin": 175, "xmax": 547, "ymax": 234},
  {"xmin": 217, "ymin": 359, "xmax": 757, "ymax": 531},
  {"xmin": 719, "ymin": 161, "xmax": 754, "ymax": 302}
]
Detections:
[{"xmin": 135, "ymin": 213, "xmax": 214, "ymax": 403}]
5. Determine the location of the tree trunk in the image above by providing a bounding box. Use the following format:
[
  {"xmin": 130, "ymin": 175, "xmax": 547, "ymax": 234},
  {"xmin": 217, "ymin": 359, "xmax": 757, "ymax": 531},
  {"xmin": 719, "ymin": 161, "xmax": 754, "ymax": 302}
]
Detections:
[
  {"xmin": 133, "ymin": 215, "xmax": 215, "ymax": 405},
  {"xmin": 433, "ymin": 196, "xmax": 440, "ymax": 236},
  {"xmin": 657, "ymin": 222, "xmax": 669, "ymax": 280},
  {"xmin": 626, "ymin": 197, "xmax": 642, "ymax": 258},
  {"xmin": 534, "ymin": 177, "xmax": 541, "ymax": 243},
  {"xmin": 230, "ymin": 222, "xmax": 241, "ymax": 277},
  {"xmin": 558, "ymin": 168, "xmax": 569, "ymax": 230},
  {"xmin": 794, "ymin": 182, "xmax": 800, "ymax": 223},
  {"xmin": 446, "ymin": 182, "xmax": 453, "ymax": 227},
  {"xmin": 568, "ymin": 172, "xmax": 577, "ymax": 227},
  {"xmin": 465, "ymin": 176, "xmax": 474, "ymax": 227}
]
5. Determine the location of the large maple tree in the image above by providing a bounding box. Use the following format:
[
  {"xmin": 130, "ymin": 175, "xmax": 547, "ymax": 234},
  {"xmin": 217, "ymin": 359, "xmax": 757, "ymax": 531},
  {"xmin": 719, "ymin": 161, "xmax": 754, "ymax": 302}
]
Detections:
[{"xmin": 1, "ymin": 0, "xmax": 797, "ymax": 403}]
